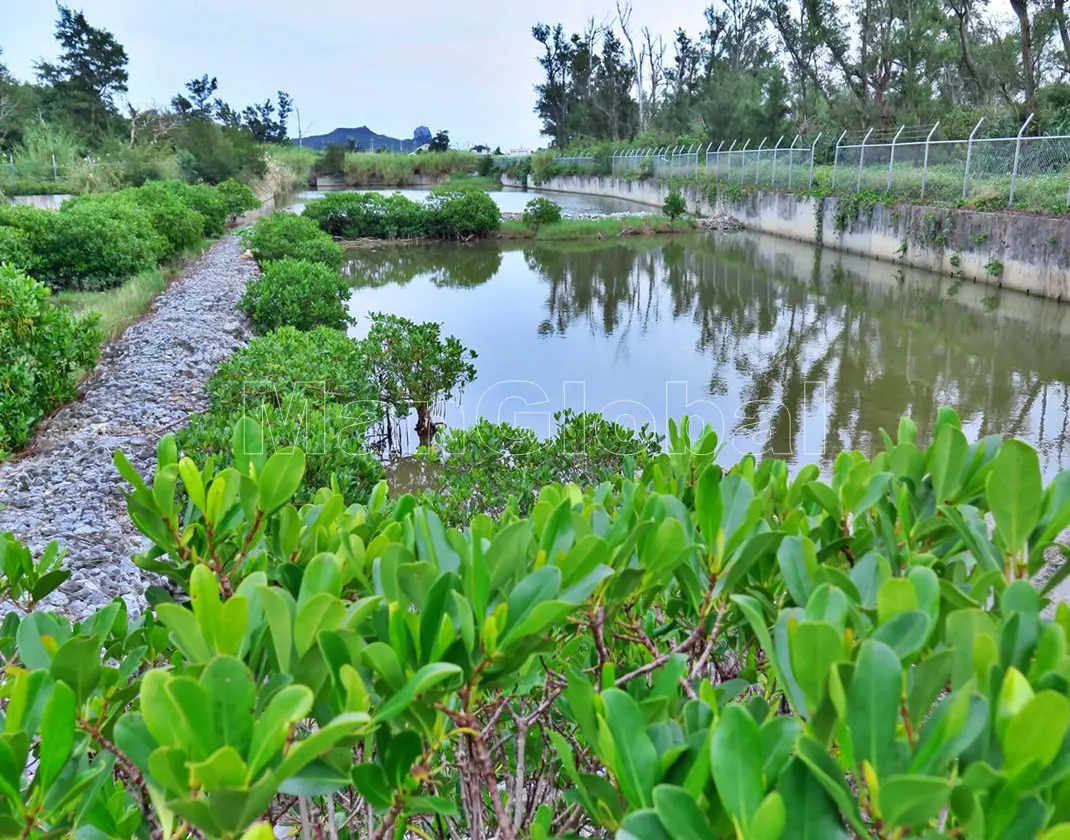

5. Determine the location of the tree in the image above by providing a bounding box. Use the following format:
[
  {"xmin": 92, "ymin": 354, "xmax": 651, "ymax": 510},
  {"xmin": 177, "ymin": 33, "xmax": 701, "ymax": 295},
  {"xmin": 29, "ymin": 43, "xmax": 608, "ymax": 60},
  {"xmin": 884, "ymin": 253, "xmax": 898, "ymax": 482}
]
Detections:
[
  {"xmin": 35, "ymin": 4, "xmax": 128, "ymax": 136},
  {"xmin": 533, "ymin": 23, "xmax": 576, "ymax": 146},
  {"xmin": 172, "ymin": 74, "xmax": 218, "ymax": 118},
  {"xmin": 429, "ymin": 130, "xmax": 450, "ymax": 151},
  {"xmin": 663, "ymin": 190, "xmax": 687, "ymax": 223}
]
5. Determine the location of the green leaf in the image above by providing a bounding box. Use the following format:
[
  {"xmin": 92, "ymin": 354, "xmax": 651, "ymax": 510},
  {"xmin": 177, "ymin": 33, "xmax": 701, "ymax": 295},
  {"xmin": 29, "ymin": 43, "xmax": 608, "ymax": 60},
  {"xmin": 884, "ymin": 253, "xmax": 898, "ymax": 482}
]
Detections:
[
  {"xmin": 351, "ymin": 763, "xmax": 393, "ymax": 809},
  {"xmin": 50, "ymin": 635, "xmax": 102, "ymax": 704},
  {"xmin": 712, "ymin": 705, "xmax": 764, "ymax": 832},
  {"xmin": 258, "ymin": 586, "xmax": 294, "ymax": 672},
  {"xmin": 504, "ymin": 566, "xmax": 561, "ymax": 635},
  {"xmin": 778, "ymin": 759, "xmax": 848, "ymax": 840},
  {"xmin": 986, "ymin": 440, "xmax": 1042, "ymax": 554},
  {"xmin": 273, "ymin": 713, "xmax": 369, "ymax": 784},
  {"xmin": 37, "ymin": 681, "xmax": 76, "ymax": 790},
  {"xmin": 189, "ymin": 746, "xmax": 247, "ymax": 792},
  {"xmin": 617, "ymin": 810, "xmax": 672, "ymax": 840},
  {"xmin": 202, "ymin": 657, "xmax": 255, "ymax": 756},
  {"xmin": 602, "ymin": 688, "xmax": 659, "ymax": 810},
  {"xmin": 872, "ymin": 611, "xmax": 932, "ymax": 660},
  {"xmin": 1002, "ymin": 690, "xmax": 1070, "ymax": 776},
  {"xmin": 750, "ymin": 791, "xmax": 786, "ymax": 840},
  {"xmin": 789, "ymin": 622, "xmax": 843, "ymax": 713},
  {"xmin": 847, "ymin": 640, "xmax": 902, "ymax": 777},
  {"xmin": 928, "ymin": 424, "xmax": 967, "ymax": 503},
  {"xmin": 156, "ymin": 603, "xmax": 212, "ymax": 664},
  {"xmin": 372, "ymin": 663, "xmax": 462, "ymax": 723},
  {"xmin": 652, "ymin": 784, "xmax": 713, "ymax": 840},
  {"xmin": 879, "ymin": 775, "xmax": 951, "ymax": 830},
  {"xmin": 258, "ymin": 448, "xmax": 306, "ymax": 513},
  {"xmin": 247, "ymin": 685, "xmax": 314, "ymax": 779}
]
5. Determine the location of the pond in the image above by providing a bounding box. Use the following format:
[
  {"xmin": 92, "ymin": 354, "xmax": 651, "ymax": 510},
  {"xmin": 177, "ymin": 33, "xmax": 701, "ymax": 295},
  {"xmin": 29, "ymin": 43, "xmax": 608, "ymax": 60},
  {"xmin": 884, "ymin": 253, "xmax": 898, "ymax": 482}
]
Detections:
[
  {"xmin": 288, "ymin": 187, "xmax": 652, "ymax": 216},
  {"xmin": 343, "ymin": 231, "xmax": 1070, "ymax": 479}
]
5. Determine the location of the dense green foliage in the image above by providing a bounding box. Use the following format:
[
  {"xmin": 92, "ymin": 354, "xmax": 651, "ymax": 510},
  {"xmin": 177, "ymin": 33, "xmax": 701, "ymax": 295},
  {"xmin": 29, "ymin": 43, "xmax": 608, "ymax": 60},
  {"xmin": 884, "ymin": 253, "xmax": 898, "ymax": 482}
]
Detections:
[
  {"xmin": 4, "ymin": 408, "xmax": 1070, "ymax": 837},
  {"xmin": 336, "ymin": 150, "xmax": 480, "ymax": 186},
  {"xmin": 301, "ymin": 189, "xmax": 502, "ymax": 241},
  {"xmin": 216, "ymin": 178, "xmax": 262, "ymax": 219},
  {"xmin": 361, "ymin": 311, "xmax": 477, "ymax": 447},
  {"xmin": 522, "ymin": 196, "xmax": 563, "ymax": 229},
  {"xmin": 0, "ymin": 179, "xmax": 236, "ymax": 290},
  {"xmin": 423, "ymin": 409, "xmax": 660, "ymax": 523},
  {"xmin": 0, "ymin": 264, "xmax": 102, "ymax": 455},
  {"xmin": 663, "ymin": 190, "xmax": 688, "ymax": 223},
  {"xmin": 532, "ymin": 0, "xmax": 1070, "ymax": 150},
  {"xmin": 239, "ymin": 258, "xmax": 352, "ymax": 334},
  {"xmin": 240, "ymin": 212, "xmax": 343, "ymax": 268}
]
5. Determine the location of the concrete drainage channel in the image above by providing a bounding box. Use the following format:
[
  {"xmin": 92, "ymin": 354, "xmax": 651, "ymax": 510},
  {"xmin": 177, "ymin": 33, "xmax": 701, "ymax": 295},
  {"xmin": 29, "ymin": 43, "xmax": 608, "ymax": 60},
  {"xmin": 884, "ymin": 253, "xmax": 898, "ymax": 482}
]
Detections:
[{"xmin": 0, "ymin": 236, "xmax": 256, "ymax": 619}]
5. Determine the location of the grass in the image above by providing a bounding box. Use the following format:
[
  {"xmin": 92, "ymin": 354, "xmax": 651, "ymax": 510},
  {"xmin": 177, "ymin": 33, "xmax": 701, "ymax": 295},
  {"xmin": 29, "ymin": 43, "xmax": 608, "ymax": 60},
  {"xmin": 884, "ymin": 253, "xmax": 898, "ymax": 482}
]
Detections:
[
  {"xmin": 341, "ymin": 151, "xmax": 480, "ymax": 186},
  {"xmin": 54, "ymin": 239, "xmax": 212, "ymax": 340},
  {"xmin": 445, "ymin": 173, "xmax": 501, "ymax": 190},
  {"xmin": 499, "ymin": 215, "xmax": 695, "ymax": 240}
]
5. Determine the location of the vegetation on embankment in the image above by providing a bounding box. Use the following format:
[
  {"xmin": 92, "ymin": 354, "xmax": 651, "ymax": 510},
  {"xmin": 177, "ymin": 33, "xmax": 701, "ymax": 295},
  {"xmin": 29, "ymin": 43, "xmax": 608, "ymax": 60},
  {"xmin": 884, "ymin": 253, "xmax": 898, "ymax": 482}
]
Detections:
[
  {"xmin": 307, "ymin": 148, "xmax": 483, "ymax": 186},
  {"xmin": 499, "ymin": 214, "xmax": 695, "ymax": 239},
  {"xmin": 301, "ymin": 188, "xmax": 502, "ymax": 240},
  {"xmin": 0, "ymin": 179, "xmax": 258, "ymax": 458},
  {"xmin": 54, "ymin": 238, "xmax": 213, "ymax": 340}
]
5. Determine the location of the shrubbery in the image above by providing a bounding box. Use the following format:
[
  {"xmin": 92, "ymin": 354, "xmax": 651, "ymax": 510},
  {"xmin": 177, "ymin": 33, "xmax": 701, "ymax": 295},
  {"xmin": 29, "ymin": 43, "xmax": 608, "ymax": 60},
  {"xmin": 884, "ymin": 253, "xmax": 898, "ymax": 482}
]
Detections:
[
  {"xmin": 4, "ymin": 408, "xmax": 1070, "ymax": 837},
  {"xmin": 240, "ymin": 212, "xmax": 343, "ymax": 267},
  {"xmin": 0, "ymin": 265, "xmax": 102, "ymax": 455},
  {"xmin": 239, "ymin": 258, "xmax": 352, "ymax": 334},
  {"xmin": 0, "ymin": 179, "xmax": 238, "ymax": 290},
  {"xmin": 28, "ymin": 199, "xmax": 166, "ymax": 290},
  {"xmin": 178, "ymin": 326, "xmax": 385, "ymax": 505},
  {"xmin": 301, "ymin": 188, "xmax": 502, "ymax": 240},
  {"xmin": 206, "ymin": 325, "xmax": 377, "ymax": 413},
  {"xmin": 522, "ymin": 195, "xmax": 563, "ymax": 228},
  {"xmin": 0, "ymin": 226, "xmax": 32, "ymax": 270},
  {"xmin": 215, "ymin": 178, "xmax": 261, "ymax": 219}
]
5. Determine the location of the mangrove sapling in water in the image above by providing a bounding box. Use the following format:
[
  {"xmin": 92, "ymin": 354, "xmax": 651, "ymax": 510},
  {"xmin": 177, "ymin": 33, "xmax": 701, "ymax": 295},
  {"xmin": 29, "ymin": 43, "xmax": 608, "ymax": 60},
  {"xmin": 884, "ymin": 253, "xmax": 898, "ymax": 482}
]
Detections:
[{"xmin": 361, "ymin": 311, "xmax": 477, "ymax": 448}]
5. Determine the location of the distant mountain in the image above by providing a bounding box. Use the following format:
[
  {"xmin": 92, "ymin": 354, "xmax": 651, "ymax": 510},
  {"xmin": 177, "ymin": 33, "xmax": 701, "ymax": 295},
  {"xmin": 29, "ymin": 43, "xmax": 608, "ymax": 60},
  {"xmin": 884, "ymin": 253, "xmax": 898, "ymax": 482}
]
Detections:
[{"xmin": 295, "ymin": 125, "xmax": 432, "ymax": 152}]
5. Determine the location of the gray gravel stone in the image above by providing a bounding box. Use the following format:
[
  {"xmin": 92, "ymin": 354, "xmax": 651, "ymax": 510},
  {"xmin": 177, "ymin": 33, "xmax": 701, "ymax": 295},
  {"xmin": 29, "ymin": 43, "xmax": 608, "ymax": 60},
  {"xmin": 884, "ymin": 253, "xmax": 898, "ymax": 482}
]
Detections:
[{"xmin": 0, "ymin": 236, "xmax": 256, "ymax": 621}]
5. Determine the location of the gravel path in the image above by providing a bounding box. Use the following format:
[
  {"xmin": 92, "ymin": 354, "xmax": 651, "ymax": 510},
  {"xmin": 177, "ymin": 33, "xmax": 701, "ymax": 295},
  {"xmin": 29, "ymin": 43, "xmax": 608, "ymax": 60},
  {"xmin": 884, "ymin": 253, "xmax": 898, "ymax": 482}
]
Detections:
[{"xmin": 0, "ymin": 236, "xmax": 255, "ymax": 619}]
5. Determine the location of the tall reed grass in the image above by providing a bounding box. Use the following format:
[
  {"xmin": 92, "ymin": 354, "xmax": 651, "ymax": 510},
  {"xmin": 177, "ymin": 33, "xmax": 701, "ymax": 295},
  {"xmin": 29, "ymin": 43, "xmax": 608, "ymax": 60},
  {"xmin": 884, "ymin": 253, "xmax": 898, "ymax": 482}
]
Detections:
[{"xmin": 341, "ymin": 151, "xmax": 479, "ymax": 185}]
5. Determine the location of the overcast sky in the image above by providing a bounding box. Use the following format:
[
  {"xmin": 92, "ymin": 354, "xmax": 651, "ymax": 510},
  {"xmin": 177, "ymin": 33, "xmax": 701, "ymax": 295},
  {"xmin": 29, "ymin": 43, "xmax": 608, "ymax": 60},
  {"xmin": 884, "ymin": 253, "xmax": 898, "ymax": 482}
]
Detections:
[{"xmin": 1, "ymin": 1, "xmax": 708, "ymax": 150}]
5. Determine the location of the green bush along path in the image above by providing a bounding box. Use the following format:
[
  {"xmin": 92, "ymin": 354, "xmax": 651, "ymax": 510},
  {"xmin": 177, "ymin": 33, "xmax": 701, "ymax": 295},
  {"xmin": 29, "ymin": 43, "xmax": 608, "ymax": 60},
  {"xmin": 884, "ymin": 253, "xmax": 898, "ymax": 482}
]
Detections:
[{"xmin": 0, "ymin": 237, "xmax": 255, "ymax": 617}]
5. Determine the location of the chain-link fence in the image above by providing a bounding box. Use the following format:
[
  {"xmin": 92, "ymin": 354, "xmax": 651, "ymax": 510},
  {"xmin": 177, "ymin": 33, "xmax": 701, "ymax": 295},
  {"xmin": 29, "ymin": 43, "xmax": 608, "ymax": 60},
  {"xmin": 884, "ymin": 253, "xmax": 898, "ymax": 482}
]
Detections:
[{"xmin": 587, "ymin": 115, "xmax": 1070, "ymax": 211}]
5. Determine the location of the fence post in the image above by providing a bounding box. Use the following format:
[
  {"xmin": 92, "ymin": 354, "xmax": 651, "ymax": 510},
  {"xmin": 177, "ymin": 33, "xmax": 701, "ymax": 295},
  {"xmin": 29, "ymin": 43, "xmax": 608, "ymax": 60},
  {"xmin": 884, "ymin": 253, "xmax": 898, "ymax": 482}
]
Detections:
[
  {"xmin": 959, "ymin": 118, "xmax": 985, "ymax": 201},
  {"xmin": 1009, "ymin": 112, "xmax": 1035, "ymax": 207},
  {"xmin": 739, "ymin": 139, "xmax": 750, "ymax": 183},
  {"xmin": 51, "ymin": 153, "xmax": 58, "ymax": 180},
  {"xmin": 723, "ymin": 140, "xmax": 735, "ymax": 183},
  {"xmin": 831, "ymin": 130, "xmax": 848, "ymax": 189},
  {"xmin": 856, "ymin": 128, "xmax": 873, "ymax": 192},
  {"xmin": 886, "ymin": 125, "xmax": 904, "ymax": 191},
  {"xmin": 787, "ymin": 135, "xmax": 800, "ymax": 190},
  {"xmin": 809, "ymin": 133, "xmax": 822, "ymax": 188},
  {"xmin": 771, "ymin": 135, "xmax": 784, "ymax": 188},
  {"xmin": 755, "ymin": 137, "xmax": 767, "ymax": 184},
  {"xmin": 920, "ymin": 122, "xmax": 940, "ymax": 199}
]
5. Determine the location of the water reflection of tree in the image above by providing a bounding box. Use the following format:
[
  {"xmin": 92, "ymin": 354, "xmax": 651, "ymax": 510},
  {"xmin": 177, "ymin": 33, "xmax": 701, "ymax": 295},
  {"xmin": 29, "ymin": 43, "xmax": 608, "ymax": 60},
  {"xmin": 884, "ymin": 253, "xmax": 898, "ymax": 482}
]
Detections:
[
  {"xmin": 523, "ymin": 236, "xmax": 1070, "ymax": 470},
  {"xmin": 343, "ymin": 245, "xmax": 503, "ymax": 289}
]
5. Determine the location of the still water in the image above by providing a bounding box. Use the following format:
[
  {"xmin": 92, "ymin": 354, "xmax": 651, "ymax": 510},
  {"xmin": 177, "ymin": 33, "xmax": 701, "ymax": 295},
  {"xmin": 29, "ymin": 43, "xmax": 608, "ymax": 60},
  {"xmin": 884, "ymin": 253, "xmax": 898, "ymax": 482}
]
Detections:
[
  {"xmin": 289, "ymin": 187, "xmax": 652, "ymax": 216},
  {"xmin": 343, "ymin": 232, "xmax": 1070, "ymax": 478}
]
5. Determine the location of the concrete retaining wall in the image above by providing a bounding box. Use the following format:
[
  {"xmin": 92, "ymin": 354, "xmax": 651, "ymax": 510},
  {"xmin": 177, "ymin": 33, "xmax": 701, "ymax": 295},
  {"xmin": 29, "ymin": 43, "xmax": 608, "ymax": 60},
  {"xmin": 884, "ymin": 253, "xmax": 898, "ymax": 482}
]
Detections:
[
  {"xmin": 6, "ymin": 194, "xmax": 71, "ymax": 210},
  {"xmin": 505, "ymin": 174, "xmax": 1070, "ymax": 300}
]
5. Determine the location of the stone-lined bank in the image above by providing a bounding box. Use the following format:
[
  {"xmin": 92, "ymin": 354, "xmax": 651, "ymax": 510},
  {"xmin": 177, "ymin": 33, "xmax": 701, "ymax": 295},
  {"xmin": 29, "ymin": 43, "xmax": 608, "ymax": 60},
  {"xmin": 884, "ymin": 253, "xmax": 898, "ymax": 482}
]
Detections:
[
  {"xmin": 504, "ymin": 175, "xmax": 1070, "ymax": 300},
  {"xmin": 0, "ymin": 236, "xmax": 255, "ymax": 618}
]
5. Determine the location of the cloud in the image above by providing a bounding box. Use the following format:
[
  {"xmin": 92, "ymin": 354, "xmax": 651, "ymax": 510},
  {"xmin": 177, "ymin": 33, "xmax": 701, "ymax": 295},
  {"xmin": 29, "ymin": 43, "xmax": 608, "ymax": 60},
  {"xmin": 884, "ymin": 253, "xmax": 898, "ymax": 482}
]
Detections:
[{"xmin": 1, "ymin": 0, "xmax": 708, "ymax": 148}]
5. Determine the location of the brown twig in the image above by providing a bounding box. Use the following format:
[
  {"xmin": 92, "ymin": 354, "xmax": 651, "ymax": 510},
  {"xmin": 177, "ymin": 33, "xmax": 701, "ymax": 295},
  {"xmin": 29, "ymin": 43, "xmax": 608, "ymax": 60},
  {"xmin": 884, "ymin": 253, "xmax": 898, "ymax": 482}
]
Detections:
[{"xmin": 80, "ymin": 719, "xmax": 164, "ymax": 840}]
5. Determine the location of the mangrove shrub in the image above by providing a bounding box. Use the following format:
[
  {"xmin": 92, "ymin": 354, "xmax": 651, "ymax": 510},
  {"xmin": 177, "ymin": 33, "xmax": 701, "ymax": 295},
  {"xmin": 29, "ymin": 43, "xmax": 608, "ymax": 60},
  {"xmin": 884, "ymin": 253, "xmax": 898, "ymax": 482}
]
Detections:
[
  {"xmin": 3, "ymin": 409, "xmax": 1070, "ymax": 836},
  {"xmin": 241, "ymin": 212, "xmax": 343, "ymax": 268},
  {"xmin": 301, "ymin": 189, "xmax": 501, "ymax": 241},
  {"xmin": 238, "ymin": 258, "xmax": 352, "ymax": 334},
  {"xmin": 0, "ymin": 265, "xmax": 102, "ymax": 455}
]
